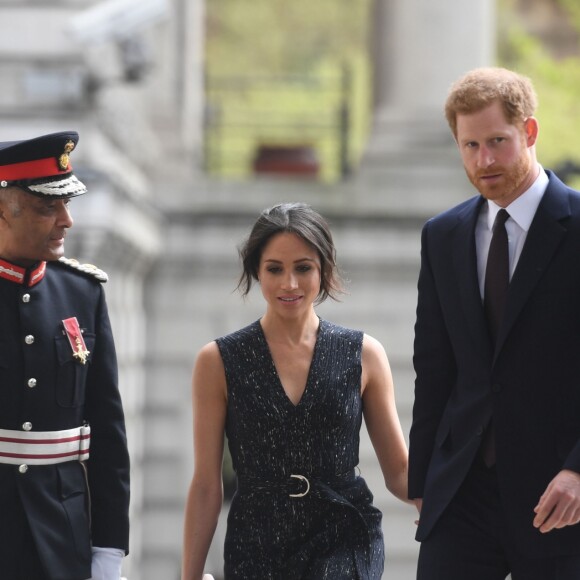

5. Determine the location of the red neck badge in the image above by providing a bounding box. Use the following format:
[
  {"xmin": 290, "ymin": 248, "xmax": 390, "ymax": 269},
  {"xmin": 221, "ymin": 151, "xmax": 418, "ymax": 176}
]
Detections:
[{"xmin": 62, "ymin": 317, "xmax": 90, "ymax": 364}]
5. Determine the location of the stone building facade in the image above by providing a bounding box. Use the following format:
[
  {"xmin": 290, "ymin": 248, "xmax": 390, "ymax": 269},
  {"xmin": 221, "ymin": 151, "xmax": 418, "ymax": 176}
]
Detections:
[{"xmin": 0, "ymin": 1, "xmax": 494, "ymax": 578}]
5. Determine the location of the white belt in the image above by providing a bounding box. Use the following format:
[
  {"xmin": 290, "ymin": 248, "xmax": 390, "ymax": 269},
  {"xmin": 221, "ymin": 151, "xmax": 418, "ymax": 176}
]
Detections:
[{"xmin": 0, "ymin": 425, "xmax": 90, "ymax": 465}]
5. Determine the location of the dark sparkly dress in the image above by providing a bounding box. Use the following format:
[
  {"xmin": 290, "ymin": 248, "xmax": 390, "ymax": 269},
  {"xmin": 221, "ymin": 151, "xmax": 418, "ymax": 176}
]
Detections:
[{"xmin": 216, "ymin": 319, "xmax": 384, "ymax": 579}]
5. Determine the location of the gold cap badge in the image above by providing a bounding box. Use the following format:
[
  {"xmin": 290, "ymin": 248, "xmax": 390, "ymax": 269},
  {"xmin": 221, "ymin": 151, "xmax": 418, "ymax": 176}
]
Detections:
[{"xmin": 58, "ymin": 140, "xmax": 75, "ymax": 171}]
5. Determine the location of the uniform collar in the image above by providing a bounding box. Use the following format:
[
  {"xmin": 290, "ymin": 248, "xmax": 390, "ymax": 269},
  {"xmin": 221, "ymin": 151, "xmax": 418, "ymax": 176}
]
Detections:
[{"xmin": 0, "ymin": 258, "xmax": 46, "ymax": 286}]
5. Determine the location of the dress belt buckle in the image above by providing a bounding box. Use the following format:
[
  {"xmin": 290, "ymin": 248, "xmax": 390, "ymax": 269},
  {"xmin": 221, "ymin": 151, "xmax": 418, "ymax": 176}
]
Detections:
[{"xmin": 289, "ymin": 474, "xmax": 310, "ymax": 498}]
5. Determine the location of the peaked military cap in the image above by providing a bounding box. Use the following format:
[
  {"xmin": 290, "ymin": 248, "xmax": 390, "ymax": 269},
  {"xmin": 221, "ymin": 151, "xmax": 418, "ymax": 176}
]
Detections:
[{"xmin": 0, "ymin": 131, "xmax": 87, "ymax": 197}]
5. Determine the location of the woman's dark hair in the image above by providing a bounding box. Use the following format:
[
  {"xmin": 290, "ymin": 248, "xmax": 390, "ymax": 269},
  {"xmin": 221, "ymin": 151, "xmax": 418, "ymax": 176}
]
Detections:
[{"xmin": 237, "ymin": 202, "xmax": 344, "ymax": 304}]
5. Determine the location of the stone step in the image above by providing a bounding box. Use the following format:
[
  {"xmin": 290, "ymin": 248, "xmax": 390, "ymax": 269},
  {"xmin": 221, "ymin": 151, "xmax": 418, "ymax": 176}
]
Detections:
[{"xmin": 163, "ymin": 166, "xmax": 473, "ymax": 221}]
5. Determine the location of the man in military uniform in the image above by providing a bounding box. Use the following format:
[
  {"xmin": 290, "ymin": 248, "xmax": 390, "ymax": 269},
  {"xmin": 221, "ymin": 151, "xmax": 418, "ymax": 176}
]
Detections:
[{"xmin": 0, "ymin": 131, "xmax": 130, "ymax": 579}]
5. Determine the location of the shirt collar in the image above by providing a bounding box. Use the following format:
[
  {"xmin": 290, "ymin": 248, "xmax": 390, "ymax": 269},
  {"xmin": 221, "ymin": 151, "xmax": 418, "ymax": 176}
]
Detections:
[{"xmin": 486, "ymin": 165, "xmax": 549, "ymax": 232}]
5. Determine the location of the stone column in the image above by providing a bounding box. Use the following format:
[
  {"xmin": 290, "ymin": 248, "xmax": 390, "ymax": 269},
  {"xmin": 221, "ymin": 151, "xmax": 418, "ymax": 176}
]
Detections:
[
  {"xmin": 374, "ymin": 0, "xmax": 495, "ymax": 122},
  {"xmin": 65, "ymin": 163, "xmax": 162, "ymax": 580},
  {"xmin": 351, "ymin": 4, "xmax": 497, "ymax": 574},
  {"xmin": 358, "ymin": 0, "xmax": 496, "ymax": 217}
]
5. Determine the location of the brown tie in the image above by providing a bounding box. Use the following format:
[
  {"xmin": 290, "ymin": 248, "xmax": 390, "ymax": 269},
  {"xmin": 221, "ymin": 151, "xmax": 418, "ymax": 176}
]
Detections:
[{"xmin": 482, "ymin": 208, "xmax": 510, "ymax": 466}]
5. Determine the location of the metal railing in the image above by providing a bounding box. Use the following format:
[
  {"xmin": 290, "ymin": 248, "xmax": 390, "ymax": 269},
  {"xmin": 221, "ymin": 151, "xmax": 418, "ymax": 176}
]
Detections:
[{"xmin": 203, "ymin": 67, "xmax": 352, "ymax": 182}]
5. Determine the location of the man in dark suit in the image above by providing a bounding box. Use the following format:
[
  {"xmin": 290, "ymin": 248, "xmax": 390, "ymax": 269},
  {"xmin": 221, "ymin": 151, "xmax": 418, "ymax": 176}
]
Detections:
[
  {"xmin": 0, "ymin": 132, "xmax": 130, "ymax": 579},
  {"xmin": 409, "ymin": 67, "xmax": 580, "ymax": 579}
]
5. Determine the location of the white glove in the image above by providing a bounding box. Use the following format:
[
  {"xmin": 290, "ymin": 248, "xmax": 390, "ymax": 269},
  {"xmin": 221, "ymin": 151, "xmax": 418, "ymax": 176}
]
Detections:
[
  {"xmin": 91, "ymin": 546, "xmax": 124, "ymax": 580},
  {"xmin": 203, "ymin": 575, "xmax": 215, "ymax": 580}
]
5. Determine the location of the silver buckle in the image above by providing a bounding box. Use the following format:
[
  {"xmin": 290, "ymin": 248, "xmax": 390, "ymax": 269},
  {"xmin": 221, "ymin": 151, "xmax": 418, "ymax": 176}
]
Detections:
[{"xmin": 289, "ymin": 474, "xmax": 310, "ymax": 498}]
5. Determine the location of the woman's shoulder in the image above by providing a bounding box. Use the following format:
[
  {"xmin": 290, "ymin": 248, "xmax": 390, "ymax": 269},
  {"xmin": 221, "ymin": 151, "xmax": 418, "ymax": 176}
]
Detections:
[
  {"xmin": 215, "ymin": 319, "xmax": 261, "ymax": 346},
  {"xmin": 195, "ymin": 340, "xmax": 223, "ymax": 368},
  {"xmin": 361, "ymin": 332, "xmax": 388, "ymax": 359},
  {"xmin": 195, "ymin": 320, "xmax": 260, "ymax": 367},
  {"xmin": 321, "ymin": 319, "xmax": 364, "ymax": 344}
]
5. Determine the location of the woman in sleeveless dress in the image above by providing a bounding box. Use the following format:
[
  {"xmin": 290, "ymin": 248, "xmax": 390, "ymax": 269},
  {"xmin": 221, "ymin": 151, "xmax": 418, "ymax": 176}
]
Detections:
[{"xmin": 182, "ymin": 203, "xmax": 411, "ymax": 579}]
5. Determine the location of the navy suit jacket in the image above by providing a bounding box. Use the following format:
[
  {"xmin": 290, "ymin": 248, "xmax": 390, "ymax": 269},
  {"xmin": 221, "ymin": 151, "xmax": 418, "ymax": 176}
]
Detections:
[{"xmin": 409, "ymin": 170, "xmax": 580, "ymax": 557}]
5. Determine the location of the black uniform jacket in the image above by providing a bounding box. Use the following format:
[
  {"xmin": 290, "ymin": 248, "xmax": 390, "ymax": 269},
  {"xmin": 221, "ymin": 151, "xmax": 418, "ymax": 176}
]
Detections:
[
  {"xmin": 0, "ymin": 257, "xmax": 130, "ymax": 579},
  {"xmin": 409, "ymin": 170, "xmax": 580, "ymax": 558}
]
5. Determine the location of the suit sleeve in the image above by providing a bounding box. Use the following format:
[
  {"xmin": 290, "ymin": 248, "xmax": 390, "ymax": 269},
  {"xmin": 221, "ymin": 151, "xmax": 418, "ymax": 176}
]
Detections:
[
  {"xmin": 84, "ymin": 285, "xmax": 130, "ymax": 552},
  {"xmin": 408, "ymin": 220, "xmax": 457, "ymax": 499},
  {"xmin": 563, "ymin": 442, "xmax": 580, "ymax": 475}
]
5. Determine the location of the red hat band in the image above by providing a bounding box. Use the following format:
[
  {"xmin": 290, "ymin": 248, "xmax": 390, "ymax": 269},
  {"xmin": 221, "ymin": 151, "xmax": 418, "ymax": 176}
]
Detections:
[{"xmin": 0, "ymin": 157, "xmax": 72, "ymax": 182}]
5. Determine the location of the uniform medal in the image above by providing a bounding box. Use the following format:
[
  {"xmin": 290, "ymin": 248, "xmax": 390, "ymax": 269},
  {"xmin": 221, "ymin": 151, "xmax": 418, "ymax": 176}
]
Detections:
[{"xmin": 62, "ymin": 317, "xmax": 90, "ymax": 364}]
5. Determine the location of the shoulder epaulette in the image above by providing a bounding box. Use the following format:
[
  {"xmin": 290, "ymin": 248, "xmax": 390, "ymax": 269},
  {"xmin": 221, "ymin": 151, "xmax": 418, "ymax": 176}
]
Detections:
[{"xmin": 58, "ymin": 257, "xmax": 108, "ymax": 283}]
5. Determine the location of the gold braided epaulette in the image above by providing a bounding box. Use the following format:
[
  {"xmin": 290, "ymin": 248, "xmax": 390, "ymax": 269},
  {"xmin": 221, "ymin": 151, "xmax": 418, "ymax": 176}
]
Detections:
[{"xmin": 58, "ymin": 257, "xmax": 108, "ymax": 283}]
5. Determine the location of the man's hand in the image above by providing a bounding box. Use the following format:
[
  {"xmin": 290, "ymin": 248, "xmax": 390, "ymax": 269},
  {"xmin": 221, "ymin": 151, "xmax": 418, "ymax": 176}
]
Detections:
[{"xmin": 533, "ymin": 469, "xmax": 580, "ymax": 533}]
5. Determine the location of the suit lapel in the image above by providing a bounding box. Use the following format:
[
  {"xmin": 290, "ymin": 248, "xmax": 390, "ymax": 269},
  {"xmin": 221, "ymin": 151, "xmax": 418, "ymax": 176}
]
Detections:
[
  {"xmin": 494, "ymin": 174, "xmax": 570, "ymax": 357},
  {"xmin": 452, "ymin": 196, "xmax": 492, "ymax": 359}
]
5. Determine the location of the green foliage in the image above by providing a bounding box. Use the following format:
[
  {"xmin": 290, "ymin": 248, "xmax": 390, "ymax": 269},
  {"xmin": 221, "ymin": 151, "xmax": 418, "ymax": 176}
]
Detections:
[
  {"xmin": 206, "ymin": 0, "xmax": 371, "ymax": 74},
  {"xmin": 498, "ymin": 0, "xmax": 580, "ymax": 186},
  {"xmin": 204, "ymin": 0, "xmax": 373, "ymax": 182},
  {"xmin": 558, "ymin": 0, "xmax": 580, "ymax": 32}
]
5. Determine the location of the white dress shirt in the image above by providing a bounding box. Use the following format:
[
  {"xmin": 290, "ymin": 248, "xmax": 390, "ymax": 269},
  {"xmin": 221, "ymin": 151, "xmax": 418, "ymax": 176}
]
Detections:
[{"xmin": 475, "ymin": 166, "xmax": 549, "ymax": 299}]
